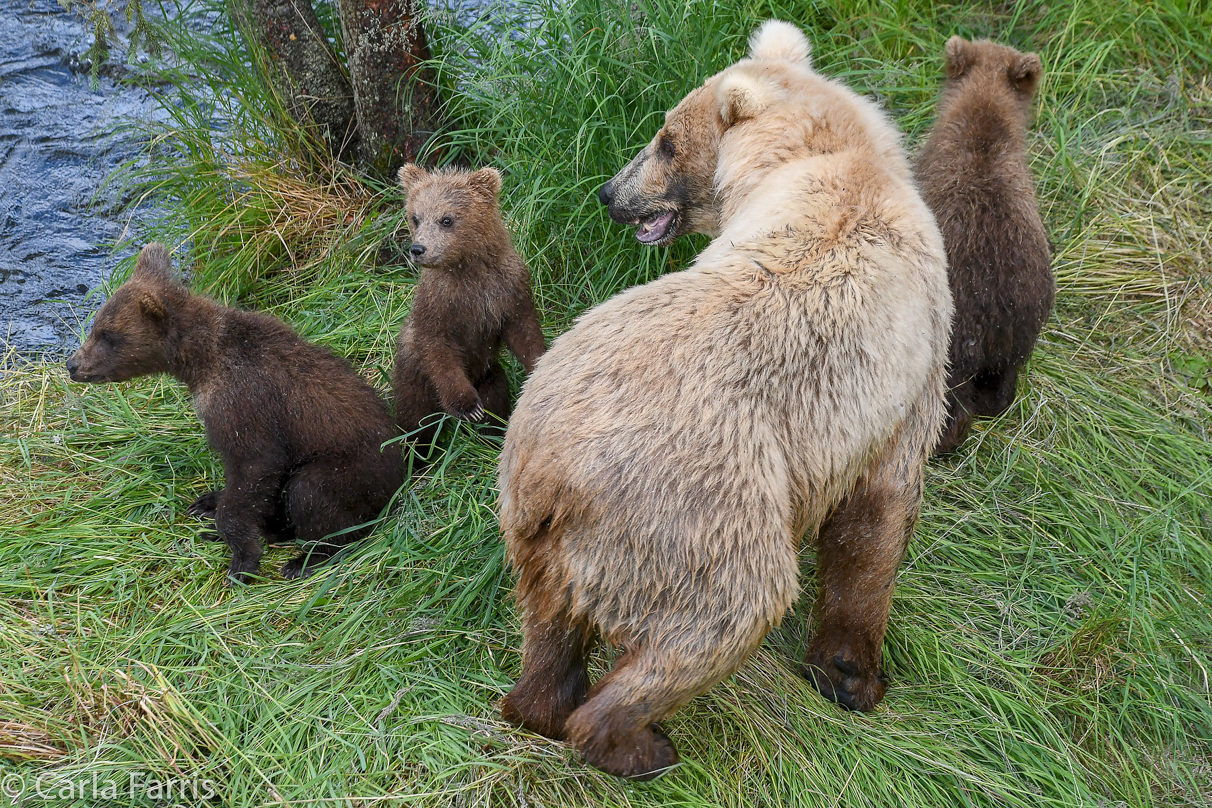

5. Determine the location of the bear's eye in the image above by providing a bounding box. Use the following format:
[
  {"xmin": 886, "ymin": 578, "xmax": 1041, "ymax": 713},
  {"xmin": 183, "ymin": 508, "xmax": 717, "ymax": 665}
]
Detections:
[
  {"xmin": 98, "ymin": 331, "xmax": 115, "ymax": 348},
  {"xmin": 659, "ymin": 137, "xmax": 675, "ymax": 160},
  {"xmin": 411, "ymin": 215, "xmax": 420, "ymax": 227},
  {"xmin": 440, "ymin": 216, "xmax": 454, "ymax": 228}
]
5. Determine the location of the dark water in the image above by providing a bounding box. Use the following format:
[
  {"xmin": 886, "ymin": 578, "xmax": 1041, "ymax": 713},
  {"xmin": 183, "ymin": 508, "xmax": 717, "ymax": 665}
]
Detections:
[
  {"xmin": 0, "ymin": 0, "xmax": 519, "ymax": 358},
  {"xmin": 0, "ymin": 0, "xmax": 164, "ymax": 357}
]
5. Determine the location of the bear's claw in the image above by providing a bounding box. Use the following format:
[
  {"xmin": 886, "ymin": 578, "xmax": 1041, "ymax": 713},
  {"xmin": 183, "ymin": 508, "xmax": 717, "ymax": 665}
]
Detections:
[
  {"xmin": 457, "ymin": 403, "xmax": 485, "ymax": 423},
  {"xmin": 187, "ymin": 489, "xmax": 222, "ymax": 519},
  {"xmin": 280, "ymin": 556, "xmax": 316, "ymax": 580},
  {"xmin": 801, "ymin": 648, "xmax": 887, "ymax": 712}
]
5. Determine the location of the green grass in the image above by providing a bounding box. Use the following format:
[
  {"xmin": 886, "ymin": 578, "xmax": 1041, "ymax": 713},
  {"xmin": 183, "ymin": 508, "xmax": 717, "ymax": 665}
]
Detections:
[{"xmin": 3, "ymin": 0, "xmax": 1212, "ymax": 805}]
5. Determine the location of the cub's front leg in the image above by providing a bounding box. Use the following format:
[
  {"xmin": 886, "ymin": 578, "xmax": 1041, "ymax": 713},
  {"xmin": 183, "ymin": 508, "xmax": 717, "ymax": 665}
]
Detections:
[
  {"xmin": 502, "ymin": 296, "xmax": 546, "ymax": 373},
  {"xmin": 420, "ymin": 339, "xmax": 484, "ymax": 422},
  {"xmin": 212, "ymin": 466, "xmax": 282, "ymax": 584}
]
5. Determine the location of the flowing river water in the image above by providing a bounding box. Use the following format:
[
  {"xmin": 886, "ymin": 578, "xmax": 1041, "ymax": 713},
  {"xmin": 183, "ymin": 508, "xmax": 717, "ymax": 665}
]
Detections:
[
  {"xmin": 0, "ymin": 0, "xmax": 164, "ymax": 357},
  {"xmin": 1, "ymin": 0, "xmax": 515, "ymax": 358}
]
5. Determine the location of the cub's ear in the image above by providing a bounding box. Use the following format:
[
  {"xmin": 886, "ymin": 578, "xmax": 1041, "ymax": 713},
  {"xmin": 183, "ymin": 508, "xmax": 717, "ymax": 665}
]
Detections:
[
  {"xmin": 468, "ymin": 167, "xmax": 503, "ymax": 198},
  {"xmin": 133, "ymin": 242, "xmax": 173, "ymax": 285},
  {"xmin": 944, "ymin": 36, "xmax": 975, "ymax": 79},
  {"xmin": 1009, "ymin": 51, "xmax": 1043, "ymax": 94},
  {"xmin": 397, "ymin": 163, "xmax": 428, "ymax": 193},
  {"xmin": 718, "ymin": 71, "xmax": 780, "ymax": 127},
  {"xmin": 748, "ymin": 19, "xmax": 812, "ymax": 66},
  {"xmin": 138, "ymin": 290, "xmax": 167, "ymax": 321}
]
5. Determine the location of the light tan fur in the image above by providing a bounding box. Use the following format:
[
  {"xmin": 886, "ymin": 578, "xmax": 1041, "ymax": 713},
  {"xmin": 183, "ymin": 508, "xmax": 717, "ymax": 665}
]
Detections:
[{"xmin": 498, "ymin": 20, "xmax": 952, "ymax": 778}]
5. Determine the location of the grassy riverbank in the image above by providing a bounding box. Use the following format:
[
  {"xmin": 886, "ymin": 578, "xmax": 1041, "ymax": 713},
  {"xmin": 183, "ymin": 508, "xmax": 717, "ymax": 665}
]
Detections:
[{"xmin": 2, "ymin": 0, "xmax": 1211, "ymax": 805}]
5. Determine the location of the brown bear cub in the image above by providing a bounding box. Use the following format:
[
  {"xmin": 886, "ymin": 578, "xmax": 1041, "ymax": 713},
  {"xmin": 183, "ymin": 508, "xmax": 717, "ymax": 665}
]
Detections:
[
  {"xmin": 66, "ymin": 243, "xmax": 403, "ymax": 583},
  {"xmin": 392, "ymin": 164, "xmax": 545, "ymax": 448},
  {"xmin": 915, "ymin": 37, "xmax": 1054, "ymax": 454}
]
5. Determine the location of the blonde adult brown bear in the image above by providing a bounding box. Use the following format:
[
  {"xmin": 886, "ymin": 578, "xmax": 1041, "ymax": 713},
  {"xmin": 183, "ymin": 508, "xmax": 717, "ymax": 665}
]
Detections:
[{"xmin": 497, "ymin": 20, "xmax": 953, "ymax": 779}]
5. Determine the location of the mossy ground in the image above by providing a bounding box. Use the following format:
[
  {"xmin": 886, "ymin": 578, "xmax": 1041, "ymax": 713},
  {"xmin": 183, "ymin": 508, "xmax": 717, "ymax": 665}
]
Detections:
[{"xmin": 2, "ymin": 1, "xmax": 1210, "ymax": 805}]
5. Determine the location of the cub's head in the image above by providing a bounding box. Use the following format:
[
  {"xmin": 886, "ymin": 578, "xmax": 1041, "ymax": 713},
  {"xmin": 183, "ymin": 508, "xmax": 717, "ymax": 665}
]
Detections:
[
  {"xmin": 598, "ymin": 20, "xmax": 812, "ymax": 245},
  {"xmin": 943, "ymin": 36, "xmax": 1043, "ymax": 109},
  {"xmin": 397, "ymin": 164, "xmax": 504, "ymax": 268},
  {"xmin": 66, "ymin": 243, "xmax": 182, "ymax": 384}
]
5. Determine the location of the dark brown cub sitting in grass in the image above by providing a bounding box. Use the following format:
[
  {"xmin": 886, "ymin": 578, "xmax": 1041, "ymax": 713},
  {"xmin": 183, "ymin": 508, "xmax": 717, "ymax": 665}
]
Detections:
[
  {"xmin": 66, "ymin": 243, "xmax": 404, "ymax": 583},
  {"xmin": 916, "ymin": 37, "xmax": 1054, "ymax": 454},
  {"xmin": 392, "ymin": 164, "xmax": 545, "ymax": 447}
]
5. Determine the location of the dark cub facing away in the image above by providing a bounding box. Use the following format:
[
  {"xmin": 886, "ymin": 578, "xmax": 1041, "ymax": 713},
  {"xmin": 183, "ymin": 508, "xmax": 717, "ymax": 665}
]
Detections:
[
  {"xmin": 392, "ymin": 164, "xmax": 545, "ymax": 447},
  {"xmin": 67, "ymin": 243, "xmax": 403, "ymax": 583},
  {"xmin": 916, "ymin": 37, "xmax": 1054, "ymax": 454}
]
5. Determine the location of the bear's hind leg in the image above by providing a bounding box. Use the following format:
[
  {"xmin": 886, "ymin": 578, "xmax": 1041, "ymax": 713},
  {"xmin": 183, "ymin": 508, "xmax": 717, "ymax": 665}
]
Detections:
[
  {"xmin": 477, "ymin": 361, "xmax": 512, "ymax": 433},
  {"xmin": 500, "ymin": 607, "xmax": 593, "ymax": 739},
  {"xmin": 563, "ymin": 632, "xmax": 761, "ymax": 780},
  {"xmin": 972, "ymin": 365, "xmax": 1020, "ymax": 418},
  {"xmin": 803, "ymin": 423, "xmax": 924, "ymax": 711},
  {"xmin": 934, "ymin": 384, "xmax": 974, "ymax": 455},
  {"xmin": 393, "ymin": 344, "xmax": 445, "ymax": 453},
  {"xmin": 280, "ymin": 459, "xmax": 382, "ymax": 580}
]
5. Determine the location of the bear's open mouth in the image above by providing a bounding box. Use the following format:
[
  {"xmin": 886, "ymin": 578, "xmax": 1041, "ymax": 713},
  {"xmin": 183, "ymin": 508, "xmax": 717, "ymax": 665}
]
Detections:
[{"xmin": 633, "ymin": 210, "xmax": 677, "ymax": 244}]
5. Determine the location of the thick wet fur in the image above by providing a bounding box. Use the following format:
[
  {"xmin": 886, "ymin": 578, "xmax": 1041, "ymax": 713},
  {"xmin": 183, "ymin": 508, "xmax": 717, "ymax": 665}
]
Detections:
[
  {"xmin": 392, "ymin": 165, "xmax": 545, "ymax": 451},
  {"xmin": 915, "ymin": 37, "xmax": 1054, "ymax": 454},
  {"xmin": 502, "ymin": 21, "xmax": 953, "ymax": 778},
  {"xmin": 66, "ymin": 243, "xmax": 404, "ymax": 583}
]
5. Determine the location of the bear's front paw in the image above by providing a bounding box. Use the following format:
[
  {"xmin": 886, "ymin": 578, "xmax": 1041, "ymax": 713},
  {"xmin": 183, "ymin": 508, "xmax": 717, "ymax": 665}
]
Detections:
[
  {"xmin": 801, "ymin": 644, "xmax": 887, "ymax": 712},
  {"xmin": 225, "ymin": 558, "xmax": 259, "ymax": 586},
  {"xmin": 280, "ymin": 555, "xmax": 317, "ymax": 580},
  {"xmin": 447, "ymin": 392, "xmax": 485, "ymax": 422},
  {"xmin": 187, "ymin": 489, "xmax": 222, "ymax": 519}
]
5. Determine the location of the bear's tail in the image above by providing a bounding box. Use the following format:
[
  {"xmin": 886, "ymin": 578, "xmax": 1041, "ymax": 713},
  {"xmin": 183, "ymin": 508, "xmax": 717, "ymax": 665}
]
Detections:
[{"xmin": 749, "ymin": 20, "xmax": 812, "ymax": 66}]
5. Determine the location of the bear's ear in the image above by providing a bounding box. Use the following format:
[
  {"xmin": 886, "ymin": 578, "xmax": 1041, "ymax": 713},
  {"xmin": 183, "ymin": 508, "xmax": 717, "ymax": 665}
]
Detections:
[
  {"xmin": 944, "ymin": 36, "xmax": 975, "ymax": 79},
  {"xmin": 132, "ymin": 242, "xmax": 173, "ymax": 285},
  {"xmin": 467, "ymin": 167, "xmax": 502, "ymax": 198},
  {"xmin": 397, "ymin": 163, "xmax": 428, "ymax": 193},
  {"xmin": 1009, "ymin": 51, "xmax": 1043, "ymax": 94},
  {"xmin": 718, "ymin": 72, "xmax": 780, "ymax": 127},
  {"xmin": 138, "ymin": 289, "xmax": 167, "ymax": 322},
  {"xmin": 748, "ymin": 19, "xmax": 811, "ymax": 66}
]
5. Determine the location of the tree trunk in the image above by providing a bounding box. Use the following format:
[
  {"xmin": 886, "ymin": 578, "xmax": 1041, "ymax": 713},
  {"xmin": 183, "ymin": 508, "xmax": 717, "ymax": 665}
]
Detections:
[
  {"xmin": 230, "ymin": 0, "xmax": 359, "ymax": 159},
  {"xmin": 334, "ymin": 0, "xmax": 440, "ymax": 174}
]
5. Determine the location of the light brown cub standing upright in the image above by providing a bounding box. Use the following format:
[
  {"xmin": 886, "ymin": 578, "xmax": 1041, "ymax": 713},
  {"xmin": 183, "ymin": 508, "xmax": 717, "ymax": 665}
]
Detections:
[
  {"xmin": 915, "ymin": 37, "xmax": 1054, "ymax": 454},
  {"xmin": 498, "ymin": 21, "xmax": 953, "ymax": 779},
  {"xmin": 392, "ymin": 165, "xmax": 545, "ymax": 449}
]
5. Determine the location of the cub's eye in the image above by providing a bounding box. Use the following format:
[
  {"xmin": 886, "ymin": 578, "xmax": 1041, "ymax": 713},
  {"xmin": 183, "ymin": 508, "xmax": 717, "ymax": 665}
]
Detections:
[
  {"xmin": 659, "ymin": 137, "xmax": 675, "ymax": 160},
  {"xmin": 98, "ymin": 331, "xmax": 115, "ymax": 347},
  {"xmin": 440, "ymin": 216, "xmax": 454, "ymax": 228},
  {"xmin": 410, "ymin": 215, "xmax": 420, "ymax": 227}
]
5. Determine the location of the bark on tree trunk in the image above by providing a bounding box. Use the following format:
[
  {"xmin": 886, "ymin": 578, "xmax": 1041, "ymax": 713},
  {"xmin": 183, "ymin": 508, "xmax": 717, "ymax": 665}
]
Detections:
[
  {"xmin": 230, "ymin": 0, "xmax": 359, "ymax": 158},
  {"xmin": 334, "ymin": 0, "xmax": 440, "ymax": 174}
]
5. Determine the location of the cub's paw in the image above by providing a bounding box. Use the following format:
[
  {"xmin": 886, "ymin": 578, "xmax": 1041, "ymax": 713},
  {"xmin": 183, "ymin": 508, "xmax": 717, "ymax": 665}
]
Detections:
[
  {"xmin": 225, "ymin": 561, "xmax": 258, "ymax": 586},
  {"xmin": 801, "ymin": 645, "xmax": 887, "ymax": 712},
  {"xmin": 447, "ymin": 392, "xmax": 485, "ymax": 423},
  {"xmin": 280, "ymin": 556, "xmax": 318, "ymax": 580},
  {"xmin": 187, "ymin": 490, "xmax": 222, "ymax": 519}
]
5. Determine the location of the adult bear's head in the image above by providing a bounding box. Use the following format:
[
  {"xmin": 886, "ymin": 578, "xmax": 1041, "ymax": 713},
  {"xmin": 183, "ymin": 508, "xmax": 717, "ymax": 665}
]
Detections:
[{"xmin": 597, "ymin": 20, "xmax": 815, "ymax": 246}]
